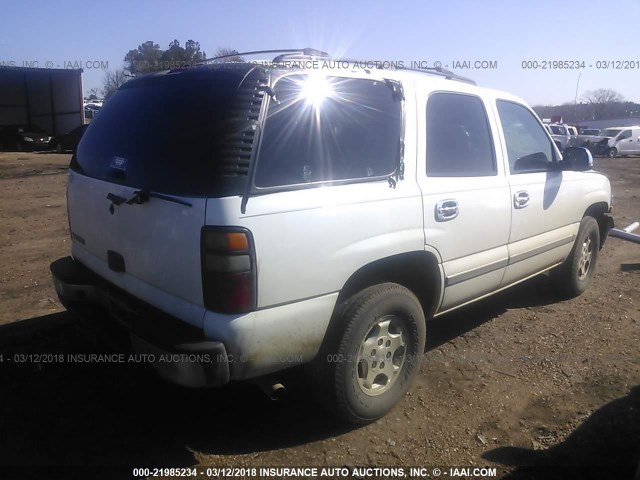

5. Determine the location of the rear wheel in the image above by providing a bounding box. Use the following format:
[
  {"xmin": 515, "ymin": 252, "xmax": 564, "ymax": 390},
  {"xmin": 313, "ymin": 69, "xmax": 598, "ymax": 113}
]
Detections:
[
  {"xmin": 551, "ymin": 216, "xmax": 600, "ymax": 298},
  {"xmin": 318, "ymin": 283, "xmax": 426, "ymax": 424}
]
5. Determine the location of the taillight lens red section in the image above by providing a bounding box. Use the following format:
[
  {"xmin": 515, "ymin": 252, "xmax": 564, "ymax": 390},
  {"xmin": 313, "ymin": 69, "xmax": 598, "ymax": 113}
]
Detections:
[{"xmin": 201, "ymin": 227, "xmax": 257, "ymax": 314}]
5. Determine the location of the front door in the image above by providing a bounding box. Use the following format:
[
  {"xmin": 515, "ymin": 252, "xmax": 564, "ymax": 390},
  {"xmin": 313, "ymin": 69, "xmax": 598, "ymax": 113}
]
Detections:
[
  {"xmin": 616, "ymin": 129, "xmax": 635, "ymax": 155},
  {"xmin": 494, "ymin": 100, "xmax": 580, "ymax": 286}
]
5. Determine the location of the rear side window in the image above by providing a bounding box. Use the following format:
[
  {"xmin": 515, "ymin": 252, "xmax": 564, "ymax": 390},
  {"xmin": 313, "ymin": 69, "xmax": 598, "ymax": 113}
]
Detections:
[
  {"xmin": 254, "ymin": 75, "xmax": 402, "ymax": 188},
  {"xmin": 426, "ymin": 93, "xmax": 496, "ymax": 177}
]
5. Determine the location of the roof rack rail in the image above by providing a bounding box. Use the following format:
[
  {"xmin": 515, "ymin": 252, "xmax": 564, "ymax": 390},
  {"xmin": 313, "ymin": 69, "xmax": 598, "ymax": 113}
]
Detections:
[
  {"xmin": 198, "ymin": 48, "xmax": 329, "ymax": 65},
  {"xmin": 197, "ymin": 49, "xmax": 476, "ymax": 84},
  {"xmin": 406, "ymin": 65, "xmax": 476, "ymax": 85},
  {"xmin": 332, "ymin": 58, "xmax": 476, "ymax": 85}
]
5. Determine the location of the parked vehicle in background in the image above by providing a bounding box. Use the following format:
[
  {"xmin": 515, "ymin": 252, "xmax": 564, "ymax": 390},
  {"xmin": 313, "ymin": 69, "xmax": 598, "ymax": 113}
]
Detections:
[
  {"xmin": 543, "ymin": 124, "xmax": 554, "ymax": 143},
  {"xmin": 50, "ymin": 49, "xmax": 613, "ymax": 424},
  {"xmin": 567, "ymin": 126, "xmax": 578, "ymax": 146},
  {"xmin": 84, "ymin": 99, "xmax": 103, "ymax": 109},
  {"xmin": 576, "ymin": 128, "xmax": 607, "ymax": 156},
  {"xmin": 545, "ymin": 123, "xmax": 571, "ymax": 151},
  {"xmin": 0, "ymin": 124, "xmax": 52, "ymax": 151},
  {"xmin": 577, "ymin": 128, "xmax": 603, "ymax": 145},
  {"xmin": 84, "ymin": 101, "xmax": 102, "ymax": 121},
  {"xmin": 49, "ymin": 124, "xmax": 88, "ymax": 153},
  {"xmin": 600, "ymin": 126, "xmax": 640, "ymax": 158}
]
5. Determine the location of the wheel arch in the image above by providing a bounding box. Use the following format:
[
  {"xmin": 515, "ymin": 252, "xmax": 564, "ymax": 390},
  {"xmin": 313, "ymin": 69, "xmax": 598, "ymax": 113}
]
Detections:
[
  {"xmin": 312, "ymin": 250, "xmax": 442, "ymax": 368},
  {"xmin": 583, "ymin": 202, "xmax": 611, "ymax": 249},
  {"xmin": 332, "ymin": 251, "xmax": 442, "ymax": 326}
]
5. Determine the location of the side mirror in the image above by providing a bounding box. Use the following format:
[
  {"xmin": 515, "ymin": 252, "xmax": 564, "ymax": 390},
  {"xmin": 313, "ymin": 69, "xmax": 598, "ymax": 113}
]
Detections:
[{"xmin": 562, "ymin": 146, "xmax": 593, "ymax": 171}]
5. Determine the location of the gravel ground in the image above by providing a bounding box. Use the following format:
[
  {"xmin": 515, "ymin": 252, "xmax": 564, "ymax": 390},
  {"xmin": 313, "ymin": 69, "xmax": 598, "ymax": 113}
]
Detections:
[{"xmin": 0, "ymin": 152, "xmax": 638, "ymax": 479}]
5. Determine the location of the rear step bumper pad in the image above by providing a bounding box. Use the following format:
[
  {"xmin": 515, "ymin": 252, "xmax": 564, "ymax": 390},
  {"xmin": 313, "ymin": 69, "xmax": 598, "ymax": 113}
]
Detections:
[
  {"xmin": 130, "ymin": 335, "xmax": 230, "ymax": 388},
  {"xmin": 50, "ymin": 256, "xmax": 230, "ymax": 387}
]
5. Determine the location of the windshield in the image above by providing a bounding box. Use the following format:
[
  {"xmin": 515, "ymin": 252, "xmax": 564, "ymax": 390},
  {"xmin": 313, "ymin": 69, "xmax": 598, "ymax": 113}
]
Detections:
[
  {"xmin": 549, "ymin": 125, "xmax": 567, "ymax": 135},
  {"xmin": 74, "ymin": 69, "xmax": 258, "ymax": 197},
  {"xmin": 582, "ymin": 129, "xmax": 600, "ymax": 135},
  {"xmin": 602, "ymin": 128, "xmax": 623, "ymax": 138}
]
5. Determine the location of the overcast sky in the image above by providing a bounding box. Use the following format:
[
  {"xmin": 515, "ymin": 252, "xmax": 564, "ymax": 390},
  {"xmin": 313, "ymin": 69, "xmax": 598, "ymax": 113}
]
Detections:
[{"xmin": 2, "ymin": 0, "xmax": 639, "ymax": 106}]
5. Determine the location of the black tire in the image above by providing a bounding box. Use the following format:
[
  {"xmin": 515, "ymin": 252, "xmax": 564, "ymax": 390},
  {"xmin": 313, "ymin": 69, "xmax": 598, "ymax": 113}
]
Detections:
[
  {"xmin": 608, "ymin": 148, "xmax": 617, "ymax": 158},
  {"xmin": 551, "ymin": 216, "xmax": 600, "ymax": 298},
  {"xmin": 318, "ymin": 283, "xmax": 426, "ymax": 424},
  {"xmin": 56, "ymin": 142, "xmax": 64, "ymax": 153}
]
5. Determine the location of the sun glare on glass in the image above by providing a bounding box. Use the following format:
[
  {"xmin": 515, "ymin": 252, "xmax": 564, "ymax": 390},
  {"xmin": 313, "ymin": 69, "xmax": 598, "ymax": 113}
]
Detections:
[{"xmin": 299, "ymin": 75, "xmax": 334, "ymax": 108}]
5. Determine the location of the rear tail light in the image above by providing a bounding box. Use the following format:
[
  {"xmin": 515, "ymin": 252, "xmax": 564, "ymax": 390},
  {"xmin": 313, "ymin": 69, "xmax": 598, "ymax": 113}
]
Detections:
[{"xmin": 201, "ymin": 227, "xmax": 257, "ymax": 313}]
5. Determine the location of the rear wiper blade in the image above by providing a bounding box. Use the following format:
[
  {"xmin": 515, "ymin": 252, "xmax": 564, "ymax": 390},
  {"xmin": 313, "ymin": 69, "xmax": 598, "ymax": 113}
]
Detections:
[
  {"xmin": 149, "ymin": 191, "xmax": 192, "ymax": 207},
  {"xmin": 107, "ymin": 190, "xmax": 192, "ymax": 207},
  {"xmin": 131, "ymin": 190, "xmax": 193, "ymax": 207}
]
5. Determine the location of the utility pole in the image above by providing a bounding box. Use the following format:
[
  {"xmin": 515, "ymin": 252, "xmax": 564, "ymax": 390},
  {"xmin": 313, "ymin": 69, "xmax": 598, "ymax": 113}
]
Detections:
[{"xmin": 573, "ymin": 73, "xmax": 581, "ymax": 123}]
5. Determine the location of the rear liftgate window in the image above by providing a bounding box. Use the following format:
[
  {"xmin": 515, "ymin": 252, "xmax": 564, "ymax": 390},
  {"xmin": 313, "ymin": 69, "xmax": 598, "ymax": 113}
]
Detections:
[
  {"xmin": 73, "ymin": 68, "xmax": 266, "ymax": 197},
  {"xmin": 254, "ymin": 75, "xmax": 402, "ymax": 188}
]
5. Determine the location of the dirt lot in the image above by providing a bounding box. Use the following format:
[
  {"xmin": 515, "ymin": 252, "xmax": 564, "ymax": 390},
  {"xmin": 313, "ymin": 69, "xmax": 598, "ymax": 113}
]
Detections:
[{"xmin": 0, "ymin": 152, "xmax": 638, "ymax": 479}]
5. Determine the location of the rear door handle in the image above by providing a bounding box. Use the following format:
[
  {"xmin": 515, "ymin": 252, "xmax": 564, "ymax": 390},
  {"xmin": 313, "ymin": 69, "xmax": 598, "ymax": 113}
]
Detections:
[
  {"xmin": 514, "ymin": 191, "xmax": 529, "ymax": 209},
  {"xmin": 435, "ymin": 199, "xmax": 459, "ymax": 221}
]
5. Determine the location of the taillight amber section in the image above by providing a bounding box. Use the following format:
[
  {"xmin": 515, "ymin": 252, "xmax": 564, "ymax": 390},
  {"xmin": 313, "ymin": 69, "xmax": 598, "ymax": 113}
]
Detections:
[
  {"xmin": 201, "ymin": 227, "xmax": 256, "ymax": 314},
  {"xmin": 227, "ymin": 232, "xmax": 249, "ymax": 252}
]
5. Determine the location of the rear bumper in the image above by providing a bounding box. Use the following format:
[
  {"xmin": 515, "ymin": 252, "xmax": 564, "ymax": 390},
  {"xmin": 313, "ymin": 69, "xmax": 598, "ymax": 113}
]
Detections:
[{"xmin": 50, "ymin": 256, "xmax": 230, "ymax": 387}]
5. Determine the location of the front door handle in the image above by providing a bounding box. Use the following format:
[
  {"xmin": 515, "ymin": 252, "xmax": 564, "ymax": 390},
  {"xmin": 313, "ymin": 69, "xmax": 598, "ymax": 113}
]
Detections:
[
  {"xmin": 435, "ymin": 199, "xmax": 459, "ymax": 221},
  {"xmin": 514, "ymin": 190, "xmax": 530, "ymax": 209}
]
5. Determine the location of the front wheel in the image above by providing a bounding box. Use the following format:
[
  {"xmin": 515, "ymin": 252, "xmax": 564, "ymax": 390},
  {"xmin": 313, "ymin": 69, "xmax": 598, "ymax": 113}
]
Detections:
[
  {"xmin": 319, "ymin": 283, "xmax": 426, "ymax": 424},
  {"xmin": 608, "ymin": 147, "xmax": 617, "ymax": 158},
  {"xmin": 551, "ymin": 216, "xmax": 600, "ymax": 298}
]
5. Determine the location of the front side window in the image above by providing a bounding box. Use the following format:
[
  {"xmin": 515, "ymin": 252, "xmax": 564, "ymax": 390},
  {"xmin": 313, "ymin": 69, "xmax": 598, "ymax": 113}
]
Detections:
[
  {"xmin": 497, "ymin": 100, "xmax": 555, "ymax": 174},
  {"xmin": 426, "ymin": 92, "xmax": 496, "ymax": 177},
  {"xmin": 254, "ymin": 75, "xmax": 402, "ymax": 188},
  {"xmin": 618, "ymin": 130, "xmax": 632, "ymax": 140}
]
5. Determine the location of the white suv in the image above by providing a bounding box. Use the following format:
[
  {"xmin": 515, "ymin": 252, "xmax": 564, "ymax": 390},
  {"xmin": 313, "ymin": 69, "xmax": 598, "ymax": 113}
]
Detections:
[{"xmin": 51, "ymin": 49, "xmax": 613, "ymax": 424}]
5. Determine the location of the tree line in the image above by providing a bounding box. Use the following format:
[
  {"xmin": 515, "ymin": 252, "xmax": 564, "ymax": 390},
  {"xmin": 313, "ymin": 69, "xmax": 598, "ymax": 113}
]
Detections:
[
  {"xmin": 533, "ymin": 89, "xmax": 640, "ymax": 124},
  {"xmin": 100, "ymin": 40, "xmax": 239, "ymax": 98}
]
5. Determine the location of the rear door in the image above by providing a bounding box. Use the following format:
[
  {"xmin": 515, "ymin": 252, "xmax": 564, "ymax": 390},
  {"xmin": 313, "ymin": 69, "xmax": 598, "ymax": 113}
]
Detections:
[
  {"xmin": 68, "ymin": 175, "xmax": 206, "ymax": 315},
  {"xmin": 417, "ymin": 90, "xmax": 511, "ymax": 312},
  {"xmin": 68, "ymin": 68, "xmax": 258, "ymax": 324}
]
